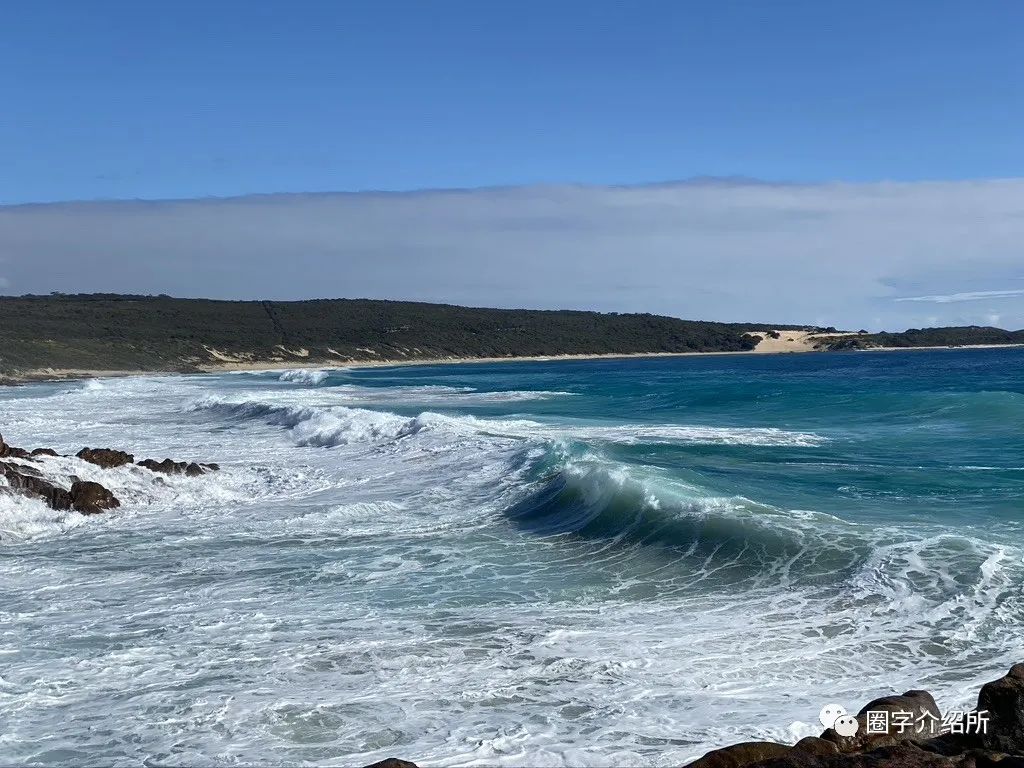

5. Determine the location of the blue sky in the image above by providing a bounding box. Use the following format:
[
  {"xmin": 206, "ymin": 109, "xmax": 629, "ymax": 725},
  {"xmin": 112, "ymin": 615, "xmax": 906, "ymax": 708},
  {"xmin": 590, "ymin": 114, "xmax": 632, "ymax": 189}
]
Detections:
[
  {"xmin": 3, "ymin": 2, "xmax": 1023, "ymax": 329},
  {"xmin": 4, "ymin": 0, "xmax": 1023, "ymax": 203}
]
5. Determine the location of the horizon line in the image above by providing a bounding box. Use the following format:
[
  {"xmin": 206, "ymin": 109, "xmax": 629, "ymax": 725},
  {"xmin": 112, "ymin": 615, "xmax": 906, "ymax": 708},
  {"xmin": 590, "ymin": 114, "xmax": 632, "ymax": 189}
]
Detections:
[{"xmin": 5, "ymin": 174, "xmax": 1024, "ymax": 209}]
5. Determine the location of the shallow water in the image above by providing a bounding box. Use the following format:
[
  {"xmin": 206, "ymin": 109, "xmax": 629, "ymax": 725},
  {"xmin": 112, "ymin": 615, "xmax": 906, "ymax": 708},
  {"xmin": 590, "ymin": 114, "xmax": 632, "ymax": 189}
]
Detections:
[{"xmin": 1, "ymin": 349, "xmax": 1022, "ymax": 766}]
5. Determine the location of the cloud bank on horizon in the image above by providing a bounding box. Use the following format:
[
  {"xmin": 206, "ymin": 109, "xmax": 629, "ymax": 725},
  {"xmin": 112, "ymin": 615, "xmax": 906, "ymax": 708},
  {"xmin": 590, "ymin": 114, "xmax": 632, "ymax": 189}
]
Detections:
[{"xmin": 1, "ymin": 178, "xmax": 1022, "ymax": 332}]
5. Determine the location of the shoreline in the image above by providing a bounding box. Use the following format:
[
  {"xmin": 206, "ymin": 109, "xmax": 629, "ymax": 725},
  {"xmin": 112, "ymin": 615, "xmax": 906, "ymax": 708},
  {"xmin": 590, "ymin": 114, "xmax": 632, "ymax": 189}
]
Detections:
[{"xmin": 1, "ymin": 342, "xmax": 1022, "ymax": 386}]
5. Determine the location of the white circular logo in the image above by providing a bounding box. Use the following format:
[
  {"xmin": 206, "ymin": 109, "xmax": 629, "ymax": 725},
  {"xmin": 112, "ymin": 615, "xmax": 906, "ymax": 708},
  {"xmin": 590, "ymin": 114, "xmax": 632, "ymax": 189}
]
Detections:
[
  {"xmin": 834, "ymin": 714, "xmax": 860, "ymax": 737},
  {"xmin": 819, "ymin": 703, "xmax": 847, "ymax": 729}
]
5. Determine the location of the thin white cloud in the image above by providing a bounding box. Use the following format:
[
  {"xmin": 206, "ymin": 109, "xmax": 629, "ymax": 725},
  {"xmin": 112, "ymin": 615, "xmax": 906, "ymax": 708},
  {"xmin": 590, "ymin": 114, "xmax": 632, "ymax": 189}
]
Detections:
[
  {"xmin": 895, "ymin": 289, "xmax": 1024, "ymax": 303},
  {"xmin": 2, "ymin": 178, "xmax": 1024, "ymax": 331}
]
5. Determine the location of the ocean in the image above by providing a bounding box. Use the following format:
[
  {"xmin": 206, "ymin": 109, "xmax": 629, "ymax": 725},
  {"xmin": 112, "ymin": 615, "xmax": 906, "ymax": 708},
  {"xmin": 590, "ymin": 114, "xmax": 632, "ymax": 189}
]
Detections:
[{"xmin": 1, "ymin": 349, "xmax": 1022, "ymax": 766}]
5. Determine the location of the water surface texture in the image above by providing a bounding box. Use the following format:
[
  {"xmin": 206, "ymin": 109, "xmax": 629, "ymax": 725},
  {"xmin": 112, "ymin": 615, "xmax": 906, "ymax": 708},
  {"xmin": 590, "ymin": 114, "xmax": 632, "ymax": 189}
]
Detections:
[{"xmin": 2, "ymin": 349, "xmax": 1022, "ymax": 766}]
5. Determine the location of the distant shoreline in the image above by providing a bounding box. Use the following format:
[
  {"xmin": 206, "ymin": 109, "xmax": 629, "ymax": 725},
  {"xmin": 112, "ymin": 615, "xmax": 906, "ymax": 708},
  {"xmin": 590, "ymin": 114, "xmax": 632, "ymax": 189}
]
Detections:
[{"xmin": 3, "ymin": 342, "xmax": 1022, "ymax": 386}]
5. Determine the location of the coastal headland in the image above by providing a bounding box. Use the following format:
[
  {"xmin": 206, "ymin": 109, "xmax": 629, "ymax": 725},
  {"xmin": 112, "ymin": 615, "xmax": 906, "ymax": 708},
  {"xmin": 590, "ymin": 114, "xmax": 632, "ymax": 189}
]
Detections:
[{"xmin": 1, "ymin": 294, "xmax": 1022, "ymax": 384}]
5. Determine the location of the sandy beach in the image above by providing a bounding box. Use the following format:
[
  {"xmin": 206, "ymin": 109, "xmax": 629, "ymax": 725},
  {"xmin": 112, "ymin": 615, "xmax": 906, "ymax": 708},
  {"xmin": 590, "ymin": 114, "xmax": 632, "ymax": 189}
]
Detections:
[{"xmin": 3, "ymin": 330, "xmax": 1022, "ymax": 386}]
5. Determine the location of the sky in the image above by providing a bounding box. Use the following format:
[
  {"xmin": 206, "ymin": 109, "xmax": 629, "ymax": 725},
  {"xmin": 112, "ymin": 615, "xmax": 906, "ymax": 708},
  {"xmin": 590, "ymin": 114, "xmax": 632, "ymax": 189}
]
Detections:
[{"xmin": 2, "ymin": 1, "xmax": 1023, "ymax": 329}]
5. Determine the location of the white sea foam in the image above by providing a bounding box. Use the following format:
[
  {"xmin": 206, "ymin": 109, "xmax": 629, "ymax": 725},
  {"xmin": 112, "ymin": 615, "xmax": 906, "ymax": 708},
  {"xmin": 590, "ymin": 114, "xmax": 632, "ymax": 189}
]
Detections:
[
  {"xmin": 0, "ymin": 369, "xmax": 1020, "ymax": 767},
  {"xmin": 190, "ymin": 395, "xmax": 827, "ymax": 449},
  {"xmin": 278, "ymin": 368, "xmax": 330, "ymax": 385},
  {"xmin": 0, "ymin": 491, "xmax": 88, "ymax": 541}
]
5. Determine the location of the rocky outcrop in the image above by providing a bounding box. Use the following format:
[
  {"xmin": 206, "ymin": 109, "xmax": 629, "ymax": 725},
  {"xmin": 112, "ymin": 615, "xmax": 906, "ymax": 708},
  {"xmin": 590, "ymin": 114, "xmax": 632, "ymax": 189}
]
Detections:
[
  {"xmin": 69, "ymin": 480, "xmax": 120, "ymax": 514},
  {"xmin": 0, "ymin": 433, "xmax": 33, "ymax": 459},
  {"xmin": 821, "ymin": 690, "xmax": 943, "ymax": 753},
  {"xmin": 979, "ymin": 664, "xmax": 1024, "ymax": 754},
  {"xmin": 76, "ymin": 447, "xmax": 134, "ymax": 468},
  {"xmin": 0, "ymin": 461, "xmax": 117, "ymax": 513},
  {"xmin": 361, "ymin": 760, "xmax": 420, "ymax": 768},
  {"xmin": 684, "ymin": 665, "xmax": 1024, "ymax": 768},
  {"xmin": 748, "ymin": 742, "xmax": 999, "ymax": 767},
  {"xmin": 687, "ymin": 741, "xmax": 794, "ymax": 767},
  {"xmin": 0, "ymin": 461, "xmax": 73, "ymax": 509},
  {"xmin": 137, "ymin": 458, "xmax": 219, "ymax": 476},
  {"xmin": 0, "ymin": 431, "xmax": 218, "ymax": 517}
]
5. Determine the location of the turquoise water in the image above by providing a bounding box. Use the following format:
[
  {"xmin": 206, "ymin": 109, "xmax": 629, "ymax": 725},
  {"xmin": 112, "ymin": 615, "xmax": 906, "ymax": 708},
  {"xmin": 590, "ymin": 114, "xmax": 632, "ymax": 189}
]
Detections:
[{"xmin": 1, "ymin": 348, "xmax": 1022, "ymax": 765}]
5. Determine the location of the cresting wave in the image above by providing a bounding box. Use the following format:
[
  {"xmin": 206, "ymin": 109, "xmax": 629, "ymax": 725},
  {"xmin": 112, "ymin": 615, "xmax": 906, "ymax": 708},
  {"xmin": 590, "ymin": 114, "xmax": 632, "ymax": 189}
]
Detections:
[
  {"xmin": 275, "ymin": 375, "xmax": 577, "ymax": 402},
  {"xmin": 278, "ymin": 369, "xmax": 330, "ymax": 385},
  {"xmin": 504, "ymin": 455, "xmax": 870, "ymax": 587},
  {"xmin": 188, "ymin": 394, "xmax": 829, "ymax": 448},
  {"xmin": 502, "ymin": 454, "xmax": 1024, "ymax": 610}
]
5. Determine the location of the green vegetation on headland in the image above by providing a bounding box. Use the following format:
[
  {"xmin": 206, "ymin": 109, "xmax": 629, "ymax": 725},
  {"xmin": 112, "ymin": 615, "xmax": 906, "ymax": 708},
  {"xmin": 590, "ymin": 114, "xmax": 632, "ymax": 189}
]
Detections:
[
  {"xmin": 0, "ymin": 293, "xmax": 817, "ymax": 375},
  {"xmin": 0, "ymin": 294, "xmax": 1020, "ymax": 378},
  {"xmin": 824, "ymin": 326, "xmax": 1024, "ymax": 350}
]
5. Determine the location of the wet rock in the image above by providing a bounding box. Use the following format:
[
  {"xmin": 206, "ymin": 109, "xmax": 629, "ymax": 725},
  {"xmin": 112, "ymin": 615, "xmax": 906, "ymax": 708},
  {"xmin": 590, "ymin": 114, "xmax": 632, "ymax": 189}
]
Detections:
[
  {"xmin": 77, "ymin": 447, "xmax": 134, "ymax": 468},
  {"xmin": 137, "ymin": 458, "xmax": 218, "ymax": 476},
  {"xmin": 686, "ymin": 741, "xmax": 793, "ymax": 767},
  {"xmin": 69, "ymin": 480, "xmax": 120, "ymax": 514},
  {"xmin": 920, "ymin": 730, "xmax": 984, "ymax": 757},
  {"xmin": 823, "ymin": 690, "xmax": 942, "ymax": 753},
  {"xmin": 360, "ymin": 761, "xmax": 419, "ymax": 768},
  {"xmin": 978, "ymin": 663, "xmax": 1024, "ymax": 754},
  {"xmin": 0, "ymin": 461, "xmax": 72, "ymax": 510},
  {"xmin": 0, "ymin": 460, "xmax": 119, "ymax": 514},
  {"xmin": 749, "ymin": 741, "xmax": 969, "ymax": 767},
  {"xmin": 30, "ymin": 448, "xmax": 60, "ymax": 457},
  {"xmin": 793, "ymin": 738, "xmax": 841, "ymax": 756},
  {"xmin": 0, "ymin": 434, "xmax": 32, "ymax": 459}
]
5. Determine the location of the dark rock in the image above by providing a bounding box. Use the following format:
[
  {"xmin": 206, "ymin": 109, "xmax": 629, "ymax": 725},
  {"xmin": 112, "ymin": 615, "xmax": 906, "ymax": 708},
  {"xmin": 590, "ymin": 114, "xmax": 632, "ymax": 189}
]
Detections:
[
  {"xmin": 1, "ymin": 460, "xmax": 119, "ymax": 515},
  {"xmin": 138, "ymin": 458, "xmax": 217, "ymax": 476},
  {"xmin": 684, "ymin": 668, "xmax": 1024, "ymax": 768},
  {"xmin": 978, "ymin": 663, "xmax": 1024, "ymax": 755},
  {"xmin": 77, "ymin": 447, "xmax": 134, "ymax": 468},
  {"xmin": 31, "ymin": 448, "xmax": 60, "ymax": 457},
  {"xmin": 920, "ymin": 730, "xmax": 984, "ymax": 756},
  {"xmin": 0, "ymin": 434, "xmax": 33, "ymax": 459},
  {"xmin": 793, "ymin": 738, "xmax": 840, "ymax": 756},
  {"xmin": 685, "ymin": 741, "xmax": 793, "ymax": 767},
  {"xmin": 750, "ymin": 741, "xmax": 970, "ymax": 767},
  {"xmin": 2, "ymin": 460, "xmax": 44, "ymax": 479},
  {"xmin": 973, "ymin": 753, "xmax": 1024, "ymax": 768},
  {"xmin": 0, "ymin": 461, "xmax": 72, "ymax": 510},
  {"xmin": 823, "ymin": 690, "xmax": 942, "ymax": 753},
  {"xmin": 361, "ymin": 760, "xmax": 420, "ymax": 768},
  {"xmin": 69, "ymin": 480, "xmax": 120, "ymax": 514}
]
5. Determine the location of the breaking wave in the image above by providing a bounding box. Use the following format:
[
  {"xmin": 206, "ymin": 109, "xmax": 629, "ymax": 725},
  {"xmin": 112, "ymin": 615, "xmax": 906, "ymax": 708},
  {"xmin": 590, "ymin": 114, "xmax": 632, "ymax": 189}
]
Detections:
[
  {"xmin": 503, "ymin": 456, "xmax": 867, "ymax": 587},
  {"xmin": 278, "ymin": 369, "xmax": 330, "ymax": 386},
  {"xmin": 188, "ymin": 395, "xmax": 828, "ymax": 449}
]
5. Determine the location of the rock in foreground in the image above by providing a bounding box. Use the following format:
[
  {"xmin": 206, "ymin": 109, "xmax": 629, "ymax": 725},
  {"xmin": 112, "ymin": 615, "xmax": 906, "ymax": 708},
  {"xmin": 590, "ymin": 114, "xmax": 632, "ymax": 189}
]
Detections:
[
  {"xmin": 685, "ymin": 664, "xmax": 1024, "ymax": 768},
  {"xmin": 69, "ymin": 480, "xmax": 120, "ymax": 514},
  {"xmin": 979, "ymin": 663, "xmax": 1024, "ymax": 755},
  {"xmin": 0, "ymin": 431, "xmax": 219, "ymax": 517},
  {"xmin": 1, "ymin": 460, "xmax": 74, "ymax": 510}
]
